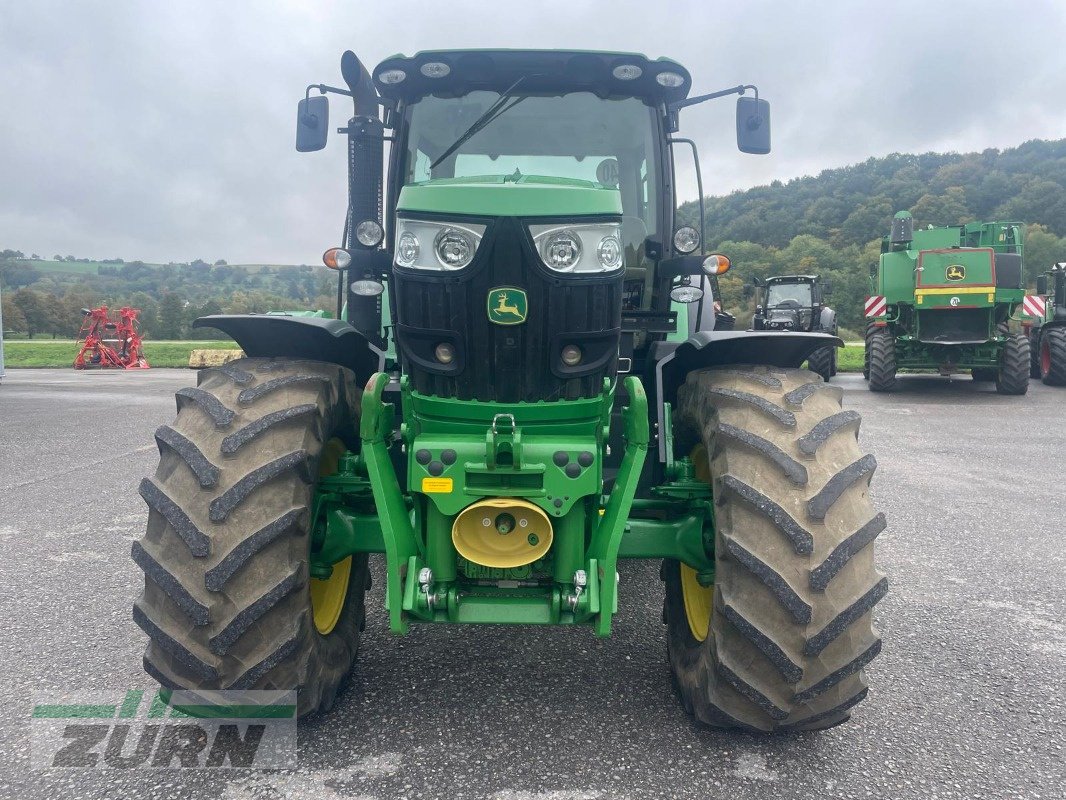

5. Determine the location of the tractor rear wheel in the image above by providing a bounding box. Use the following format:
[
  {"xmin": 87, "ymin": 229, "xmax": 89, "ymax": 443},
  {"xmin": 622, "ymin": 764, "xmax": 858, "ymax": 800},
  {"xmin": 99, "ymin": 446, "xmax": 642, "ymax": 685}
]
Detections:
[
  {"xmin": 866, "ymin": 329, "xmax": 897, "ymax": 391},
  {"xmin": 996, "ymin": 334, "xmax": 1030, "ymax": 395},
  {"xmin": 1030, "ymin": 330, "xmax": 1043, "ymax": 379},
  {"xmin": 1041, "ymin": 327, "xmax": 1066, "ymax": 386},
  {"xmin": 133, "ymin": 358, "xmax": 370, "ymax": 716},
  {"xmin": 806, "ymin": 347, "xmax": 834, "ymax": 382},
  {"xmin": 665, "ymin": 366, "xmax": 887, "ymax": 731}
]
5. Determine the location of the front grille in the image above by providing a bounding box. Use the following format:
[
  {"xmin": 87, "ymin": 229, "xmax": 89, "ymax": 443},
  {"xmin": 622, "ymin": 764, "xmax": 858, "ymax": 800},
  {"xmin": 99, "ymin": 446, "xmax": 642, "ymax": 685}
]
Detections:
[
  {"xmin": 392, "ymin": 215, "xmax": 622, "ymax": 402},
  {"xmin": 917, "ymin": 309, "xmax": 991, "ymax": 344}
]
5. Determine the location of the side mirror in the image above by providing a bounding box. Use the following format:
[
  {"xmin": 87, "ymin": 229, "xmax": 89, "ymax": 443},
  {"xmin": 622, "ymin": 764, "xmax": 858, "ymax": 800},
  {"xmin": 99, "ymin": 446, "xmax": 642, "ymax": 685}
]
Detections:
[
  {"xmin": 822, "ymin": 280, "xmax": 833, "ymax": 296},
  {"xmin": 742, "ymin": 283, "xmax": 754, "ymax": 299},
  {"xmin": 1037, "ymin": 275, "xmax": 1049, "ymax": 295},
  {"xmin": 736, "ymin": 96, "xmax": 771, "ymax": 155},
  {"xmin": 296, "ymin": 95, "xmax": 329, "ymax": 152}
]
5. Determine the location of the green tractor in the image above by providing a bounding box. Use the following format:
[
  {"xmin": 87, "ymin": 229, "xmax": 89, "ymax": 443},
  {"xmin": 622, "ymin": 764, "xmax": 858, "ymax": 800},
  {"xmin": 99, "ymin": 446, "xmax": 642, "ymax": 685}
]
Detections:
[
  {"xmin": 1024, "ymin": 263, "xmax": 1066, "ymax": 385},
  {"xmin": 748, "ymin": 275, "xmax": 838, "ymax": 381},
  {"xmin": 864, "ymin": 211, "xmax": 1030, "ymax": 394},
  {"xmin": 133, "ymin": 50, "xmax": 886, "ymax": 732}
]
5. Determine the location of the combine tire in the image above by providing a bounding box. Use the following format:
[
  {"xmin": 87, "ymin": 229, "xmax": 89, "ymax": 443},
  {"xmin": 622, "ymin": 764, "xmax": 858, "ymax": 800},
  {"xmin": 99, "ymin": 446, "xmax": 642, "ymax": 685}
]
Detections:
[
  {"xmin": 665, "ymin": 366, "xmax": 887, "ymax": 731},
  {"xmin": 1040, "ymin": 327, "xmax": 1066, "ymax": 386},
  {"xmin": 806, "ymin": 347, "xmax": 834, "ymax": 382},
  {"xmin": 133, "ymin": 358, "xmax": 370, "ymax": 716},
  {"xmin": 866, "ymin": 329, "xmax": 897, "ymax": 392},
  {"xmin": 996, "ymin": 334, "xmax": 1030, "ymax": 395}
]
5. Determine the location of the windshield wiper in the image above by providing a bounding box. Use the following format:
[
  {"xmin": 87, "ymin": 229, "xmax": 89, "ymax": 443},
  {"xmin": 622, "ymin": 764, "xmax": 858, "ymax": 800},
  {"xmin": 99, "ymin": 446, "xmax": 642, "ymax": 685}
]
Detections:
[{"xmin": 429, "ymin": 77, "xmax": 530, "ymax": 170}]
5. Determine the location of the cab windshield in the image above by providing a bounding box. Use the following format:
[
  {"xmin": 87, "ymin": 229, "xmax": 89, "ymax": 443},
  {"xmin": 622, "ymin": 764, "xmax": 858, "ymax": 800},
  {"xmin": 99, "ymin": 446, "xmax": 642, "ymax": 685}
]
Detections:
[
  {"xmin": 766, "ymin": 282, "xmax": 813, "ymax": 307},
  {"xmin": 402, "ymin": 91, "xmax": 661, "ymax": 270}
]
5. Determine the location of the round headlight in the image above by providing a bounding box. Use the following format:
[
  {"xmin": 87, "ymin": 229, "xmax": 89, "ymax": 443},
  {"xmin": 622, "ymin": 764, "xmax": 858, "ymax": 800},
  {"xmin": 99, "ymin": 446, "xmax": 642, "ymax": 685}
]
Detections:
[
  {"xmin": 434, "ymin": 228, "xmax": 475, "ymax": 269},
  {"xmin": 322, "ymin": 247, "xmax": 351, "ymax": 270},
  {"xmin": 420, "ymin": 61, "xmax": 451, "ymax": 78},
  {"xmin": 543, "ymin": 230, "xmax": 582, "ymax": 271},
  {"xmin": 597, "ymin": 236, "xmax": 623, "ymax": 270},
  {"xmin": 702, "ymin": 254, "xmax": 732, "ymax": 276},
  {"xmin": 377, "ymin": 69, "xmax": 406, "ymax": 85},
  {"xmin": 674, "ymin": 226, "xmax": 700, "ymax": 254},
  {"xmin": 656, "ymin": 71, "xmax": 686, "ymax": 88},
  {"xmin": 355, "ymin": 220, "xmax": 384, "ymax": 248},
  {"xmin": 561, "ymin": 344, "xmax": 583, "ymax": 366},
  {"xmin": 350, "ymin": 278, "xmax": 384, "ymax": 297},
  {"xmin": 396, "ymin": 232, "xmax": 420, "ymax": 267},
  {"xmin": 612, "ymin": 64, "xmax": 642, "ymax": 80},
  {"xmin": 670, "ymin": 285, "xmax": 704, "ymax": 303},
  {"xmin": 434, "ymin": 343, "xmax": 455, "ymax": 364}
]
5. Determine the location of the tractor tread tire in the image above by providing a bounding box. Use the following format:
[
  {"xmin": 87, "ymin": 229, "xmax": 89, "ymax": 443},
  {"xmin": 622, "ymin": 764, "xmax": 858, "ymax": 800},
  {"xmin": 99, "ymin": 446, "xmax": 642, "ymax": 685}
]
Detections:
[
  {"xmin": 1041, "ymin": 327, "xmax": 1066, "ymax": 386},
  {"xmin": 996, "ymin": 334, "xmax": 1030, "ymax": 395},
  {"xmin": 1029, "ymin": 331, "xmax": 1042, "ymax": 379},
  {"xmin": 866, "ymin": 330, "xmax": 897, "ymax": 392},
  {"xmin": 806, "ymin": 347, "xmax": 834, "ymax": 382},
  {"xmin": 134, "ymin": 357, "xmax": 369, "ymax": 717},
  {"xmin": 665, "ymin": 365, "xmax": 886, "ymax": 732}
]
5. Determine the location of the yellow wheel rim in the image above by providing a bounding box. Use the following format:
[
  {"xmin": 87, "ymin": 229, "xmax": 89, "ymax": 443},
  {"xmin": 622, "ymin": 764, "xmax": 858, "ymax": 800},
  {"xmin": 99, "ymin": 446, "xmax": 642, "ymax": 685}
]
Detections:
[
  {"xmin": 310, "ymin": 438, "xmax": 352, "ymax": 635},
  {"xmin": 311, "ymin": 555, "xmax": 352, "ymax": 635},
  {"xmin": 681, "ymin": 443, "xmax": 713, "ymax": 642}
]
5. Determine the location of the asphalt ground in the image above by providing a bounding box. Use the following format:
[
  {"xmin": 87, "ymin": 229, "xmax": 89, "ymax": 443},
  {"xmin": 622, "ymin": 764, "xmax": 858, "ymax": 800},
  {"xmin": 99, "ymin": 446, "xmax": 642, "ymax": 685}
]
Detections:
[{"xmin": 0, "ymin": 368, "xmax": 1062, "ymax": 799}]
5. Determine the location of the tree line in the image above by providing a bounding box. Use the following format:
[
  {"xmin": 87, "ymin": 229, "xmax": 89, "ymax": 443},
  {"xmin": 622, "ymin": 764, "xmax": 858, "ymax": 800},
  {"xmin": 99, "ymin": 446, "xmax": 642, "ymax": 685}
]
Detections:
[{"xmin": 678, "ymin": 138, "xmax": 1066, "ymax": 332}]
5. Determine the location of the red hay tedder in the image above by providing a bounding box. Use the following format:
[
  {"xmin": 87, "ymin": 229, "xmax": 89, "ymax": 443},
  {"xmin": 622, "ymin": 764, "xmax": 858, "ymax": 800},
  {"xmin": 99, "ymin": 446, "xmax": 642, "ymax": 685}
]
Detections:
[{"xmin": 73, "ymin": 306, "xmax": 150, "ymax": 370}]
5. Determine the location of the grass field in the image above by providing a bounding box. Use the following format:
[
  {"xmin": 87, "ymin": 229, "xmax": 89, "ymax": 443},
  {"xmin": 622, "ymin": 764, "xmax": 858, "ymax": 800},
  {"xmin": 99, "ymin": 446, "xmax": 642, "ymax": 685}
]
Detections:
[
  {"xmin": 2, "ymin": 340, "xmax": 868, "ymax": 371},
  {"xmin": 1, "ymin": 339, "xmax": 238, "ymax": 368}
]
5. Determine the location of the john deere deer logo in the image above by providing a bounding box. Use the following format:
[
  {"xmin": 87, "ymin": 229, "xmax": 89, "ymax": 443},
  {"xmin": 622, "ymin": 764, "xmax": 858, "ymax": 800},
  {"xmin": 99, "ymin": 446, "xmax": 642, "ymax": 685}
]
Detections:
[
  {"xmin": 487, "ymin": 288, "xmax": 528, "ymax": 325},
  {"xmin": 945, "ymin": 264, "xmax": 966, "ymax": 282}
]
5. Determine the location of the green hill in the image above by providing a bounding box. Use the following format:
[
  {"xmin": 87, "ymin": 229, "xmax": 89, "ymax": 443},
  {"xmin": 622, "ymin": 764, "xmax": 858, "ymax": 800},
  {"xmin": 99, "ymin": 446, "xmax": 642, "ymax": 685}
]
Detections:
[{"xmin": 678, "ymin": 138, "xmax": 1066, "ymax": 330}]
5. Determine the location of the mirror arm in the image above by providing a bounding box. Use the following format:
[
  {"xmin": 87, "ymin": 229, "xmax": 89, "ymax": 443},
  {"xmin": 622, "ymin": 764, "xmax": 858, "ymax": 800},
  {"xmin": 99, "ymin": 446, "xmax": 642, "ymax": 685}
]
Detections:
[
  {"xmin": 665, "ymin": 84, "xmax": 757, "ymax": 133},
  {"xmin": 306, "ymin": 83, "xmax": 396, "ymax": 113},
  {"xmin": 668, "ymin": 137, "xmax": 705, "ymax": 255}
]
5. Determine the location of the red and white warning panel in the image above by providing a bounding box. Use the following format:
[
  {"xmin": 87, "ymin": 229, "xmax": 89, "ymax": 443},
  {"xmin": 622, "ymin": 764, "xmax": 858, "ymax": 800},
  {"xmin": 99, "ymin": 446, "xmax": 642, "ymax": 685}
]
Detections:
[
  {"xmin": 1022, "ymin": 294, "xmax": 1046, "ymax": 318},
  {"xmin": 865, "ymin": 296, "xmax": 887, "ymax": 317}
]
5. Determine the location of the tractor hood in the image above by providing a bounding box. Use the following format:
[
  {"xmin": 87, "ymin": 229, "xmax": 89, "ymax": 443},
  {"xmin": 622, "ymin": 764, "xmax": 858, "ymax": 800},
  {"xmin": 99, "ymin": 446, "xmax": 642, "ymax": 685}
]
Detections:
[{"xmin": 397, "ymin": 177, "xmax": 622, "ymax": 218}]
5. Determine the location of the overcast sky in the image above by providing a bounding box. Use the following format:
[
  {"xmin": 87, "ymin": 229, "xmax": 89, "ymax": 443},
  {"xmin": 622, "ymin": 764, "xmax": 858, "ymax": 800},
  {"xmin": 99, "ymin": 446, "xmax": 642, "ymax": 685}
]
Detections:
[{"xmin": 2, "ymin": 0, "xmax": 1065, "ymax": 265}]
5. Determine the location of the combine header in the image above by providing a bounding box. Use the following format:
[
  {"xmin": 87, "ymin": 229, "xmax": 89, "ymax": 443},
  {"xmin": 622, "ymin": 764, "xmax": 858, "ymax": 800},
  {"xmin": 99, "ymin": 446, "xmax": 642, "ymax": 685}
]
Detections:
[{"xmin": 74, "ymin": 306, "xmax": 149, "ymax": 370}]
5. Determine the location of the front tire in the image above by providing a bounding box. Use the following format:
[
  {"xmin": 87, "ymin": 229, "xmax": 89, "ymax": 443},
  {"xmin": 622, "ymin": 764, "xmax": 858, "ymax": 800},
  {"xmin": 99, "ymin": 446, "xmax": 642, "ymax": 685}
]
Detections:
[
  {"xmin": 665, "ymin": 366, "xmax": 887, "ymax": 731},
  {"xmin": 806, "ymin": 347, "xmax": 834, "ymax": 382},
  {"xmin": 1041, "ymin": 327, "xmax": 1066, "ymax": 386},
  {"xmin": 133, "ymin": 358, "xmax": 370, "ymax": 716},
  {"xmin": 996, "ymin": 334, "xmax": 1030, "ymax": 395}
]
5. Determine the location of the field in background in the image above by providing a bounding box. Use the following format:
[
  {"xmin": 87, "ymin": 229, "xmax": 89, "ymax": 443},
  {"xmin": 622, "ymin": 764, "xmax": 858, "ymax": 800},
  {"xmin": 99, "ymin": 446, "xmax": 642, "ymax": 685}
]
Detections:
[
  {"xmin": 3, "ymin": 340, "xmax": 869, "ymax": 371},
  {"xmin": 2, "ymin": 339, "xmax": 237, "ymax": 368}
]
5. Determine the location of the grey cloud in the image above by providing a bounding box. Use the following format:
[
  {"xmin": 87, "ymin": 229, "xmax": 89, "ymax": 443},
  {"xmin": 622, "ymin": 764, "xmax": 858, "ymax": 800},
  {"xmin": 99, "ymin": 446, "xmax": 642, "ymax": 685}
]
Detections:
[{"xmin": 2, "ymin": 0, "xmax": 1064, "ymax": 264}]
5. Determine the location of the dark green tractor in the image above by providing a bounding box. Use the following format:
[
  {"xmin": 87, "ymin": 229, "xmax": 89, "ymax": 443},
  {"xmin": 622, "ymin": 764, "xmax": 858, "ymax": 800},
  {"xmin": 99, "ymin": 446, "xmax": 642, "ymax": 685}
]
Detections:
[
  {"xmin": 748, "ymin": 274, "xmax": 838, "ymax": 380},
  {"xmin": 1025, "ymin": 263, "xmax": 1066, "ymax": 385},
  {"xmin": 133, "ymin": 49, "xmax": 886, "ymax": 732}
]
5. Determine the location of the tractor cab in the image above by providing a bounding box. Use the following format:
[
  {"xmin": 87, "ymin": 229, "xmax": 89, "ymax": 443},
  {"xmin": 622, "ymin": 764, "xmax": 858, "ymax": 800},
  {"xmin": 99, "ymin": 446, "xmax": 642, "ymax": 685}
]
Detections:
[{"xmin": 751, "ymin": 275, "xmax": 828, "ymax": 332}]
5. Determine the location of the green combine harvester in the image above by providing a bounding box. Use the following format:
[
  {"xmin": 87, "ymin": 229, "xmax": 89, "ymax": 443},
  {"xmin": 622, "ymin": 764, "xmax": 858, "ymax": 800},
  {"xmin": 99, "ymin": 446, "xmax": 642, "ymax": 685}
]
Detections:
[
  {"xmin": 133, "ymin": 50, "xmax": 887, "ymax": 732},
  {"xmin": 1024, "ymin": 263, "xmax": 1066, "ymax": 385},
  {"xmin": 864, "ymin": 211, "xmax": 1030, "ymax": 394}
]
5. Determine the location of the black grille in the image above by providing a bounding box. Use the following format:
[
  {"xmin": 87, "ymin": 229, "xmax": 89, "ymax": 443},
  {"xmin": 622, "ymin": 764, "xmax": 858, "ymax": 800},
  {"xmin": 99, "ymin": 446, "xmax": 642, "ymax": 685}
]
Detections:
[
  {"xmin": 917, "ymin": 309, "xmax": 991, "ymax": 344},
  {"xmin": 392, "ymin": 215, "xmax": 622, "ymax": 402}
]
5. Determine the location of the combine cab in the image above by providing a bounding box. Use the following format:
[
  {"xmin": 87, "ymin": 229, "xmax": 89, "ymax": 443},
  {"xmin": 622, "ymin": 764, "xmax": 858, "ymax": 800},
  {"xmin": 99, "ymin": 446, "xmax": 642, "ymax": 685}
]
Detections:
[
  {"xmin": 133, "ymin": 49, "xmax": 886, "ymax": 732},
  {"xmin": 749, "ymin": 274, "xmax": 838, "ymax": 380},
  {"xmin": 73, "ymin": 306, "xmax": 149, "ymax": 370},
  {"xmin": 1025, "ymin": 263, "xmax": 1066, "ymax": 385},
  {"xmin": 864, "ymin": 211, "xmax": 1029, "ymax": 394}
]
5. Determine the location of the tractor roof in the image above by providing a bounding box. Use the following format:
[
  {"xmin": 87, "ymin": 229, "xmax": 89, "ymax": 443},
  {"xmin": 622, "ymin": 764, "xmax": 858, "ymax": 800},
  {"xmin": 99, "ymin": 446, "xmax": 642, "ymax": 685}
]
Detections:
[
  {"xmin": 766, "ymin": 274, "xmax": 819, "ymax": 283},
  {"xmin": 372, "ymin": 50, "xmax": 692, "ymax": 104}
]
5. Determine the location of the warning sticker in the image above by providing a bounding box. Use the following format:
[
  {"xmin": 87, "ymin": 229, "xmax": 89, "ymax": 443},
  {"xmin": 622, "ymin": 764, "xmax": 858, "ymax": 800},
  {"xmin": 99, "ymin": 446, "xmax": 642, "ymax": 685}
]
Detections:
[{"xmin": 421, "ymin": 477, "xmax": 453, "ymax": 493}]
